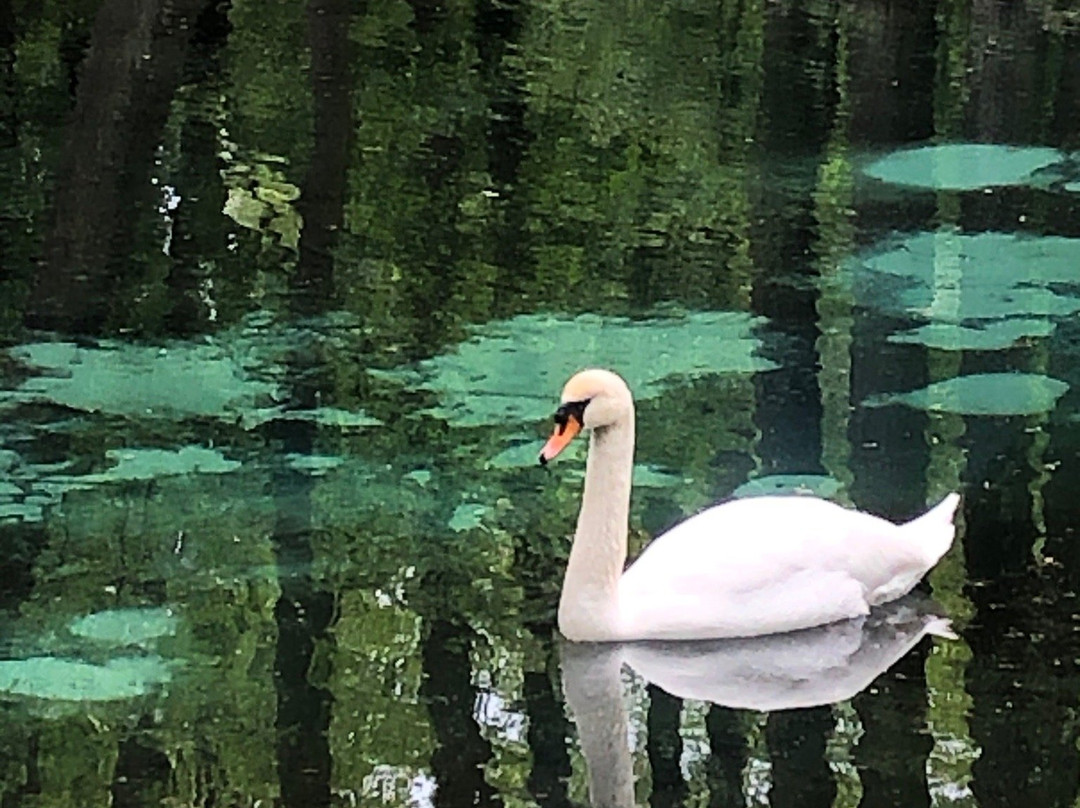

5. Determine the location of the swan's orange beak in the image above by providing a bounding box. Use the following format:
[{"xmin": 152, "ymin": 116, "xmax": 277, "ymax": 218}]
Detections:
[{"xmin": 539, "ymin": 415, "xmax": 582, "ymax": 465}]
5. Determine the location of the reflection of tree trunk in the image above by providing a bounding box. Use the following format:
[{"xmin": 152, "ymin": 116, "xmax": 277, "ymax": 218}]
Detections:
[
  {"xmin": 765, "ymin": 708, "xmax": 835, "ymax": 808},
  {"xmin": 0, "ymin": 525, "xmax": 37, "ymax": 613},
  {"xmin": 523, "ymin": 648, "xmax": 573, "ymax": 808},
  {"xmin": 647, "ymin": 685, "xmax": 686, "ymax": 808},
  {"xmin": 474, "ymin": 0, "xmax": 528, "ymax": 303},
  {"xmin": 294, "ymin": 0, "xmax": 355, "ymax": 311},
  {"xmin": 0, "ymin": 0, "xmax": 15, "ymax": 149},
  {"xmin": 421, "ymin": 618, "xmax": 499, "ymax": 808},
  {"xmin": 851, "ymin": 650, "xmax": 932, "ymax": 808},
  {"xmin": 273, "ymin": 562, "xmax": 334, "ymax": 808},
  {"xmin": 967, "ymin": 573, "xmax": 1080, "ymax": 808},
  {"xmin": 474, "ymin": 0, "xmax": 527, "ymax": 188},
  {"xmin": 111, "ymin": 739, "xmax": 173, "ymax": 808},
  {"xmin": 30, "ymin": 0, "xmax": 212, "ymax": 334},
  {"xmin": 163, "ymin": 1, "xmax": 232, "ymax": 336},
  {"xmin": 705, "ymin": 707, "xmax": 745, "ymax": 808},
  {"xmin": 516, "ymin": 523, "xmax": 572, "ymax": 804},
  {"xmin": 270, "ymin": 361, "xmax": 334, "ymax": 807},
  {"xmin": 751, "ymin": 282, "xmax": 823, "ymax": 477},
  {"xmin": 848, "ymin": 0, "xmax": 936, "ymax": 142},
  {"xmin": 271, "ymin": 458, "xmax": 335, "ymax": 808},
  {"xmin": 752, "ymin": 5, "xmax": 831, "ymax": 478}
]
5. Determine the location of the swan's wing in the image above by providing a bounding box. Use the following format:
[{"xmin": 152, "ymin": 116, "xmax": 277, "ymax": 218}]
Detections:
[
  {"xmin": 619, "ymin": 563, "xmax": 869, "ymax": 639},
  {"xmin": 617, "ymin": 497, "xmax": 926, "ymax": 640}
]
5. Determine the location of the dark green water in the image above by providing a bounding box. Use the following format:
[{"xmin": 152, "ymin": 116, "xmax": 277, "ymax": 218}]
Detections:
[{"xmin": 1, "ymin": 0, "xmax": 1080, "ymax": 805}]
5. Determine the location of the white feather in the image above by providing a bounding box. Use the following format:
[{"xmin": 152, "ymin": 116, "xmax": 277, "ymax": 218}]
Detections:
[{"xmin": 617, "ymin": 494, "xmax": 960, "ymax": 640}]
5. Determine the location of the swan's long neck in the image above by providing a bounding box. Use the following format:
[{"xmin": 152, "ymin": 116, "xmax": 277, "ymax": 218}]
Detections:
[{"xmin": 558, "ymin": 413, "xmax": 634, "ymax": 641}]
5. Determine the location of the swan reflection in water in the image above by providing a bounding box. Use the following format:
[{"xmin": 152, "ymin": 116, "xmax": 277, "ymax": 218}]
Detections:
[{"xmin": 559, "ymin": 595, "xmax": 953, "ymax": 808}]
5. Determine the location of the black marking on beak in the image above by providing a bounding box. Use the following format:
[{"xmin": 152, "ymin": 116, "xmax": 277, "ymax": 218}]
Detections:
[{"xmin": 554, "ymin": 399, "xmax": 589, "ymax": 434}]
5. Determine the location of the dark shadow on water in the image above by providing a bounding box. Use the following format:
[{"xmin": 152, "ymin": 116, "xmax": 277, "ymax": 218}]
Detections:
[
  {"xmin": 851, "ymin": 647, "xmax": 931, "ymax": 808},
  {"xmin": 421, "ymin": 617, "xmax": 500, "ymax": 808},
  {"xmin": 31, "ymin": 0, "xmax": 218, "ymax": 335},
  {"xmin": 271, "ymin": 464, "xmax": 335, "ymax": 808},
  {"xmin": 523, "ymin": 642, "xmax": 573, "ymax": 808},
  {"xmin": 705, "ymin": 707, "xmax": 745, "ymax": 808},
  {"xmin": 111, "ymin": 738, "xmax": 172, "ymax": 808},
  {"xmin": 0, "ymin": 523, "xmax": 40, "ymax": 614},
  {"xmin": 647, "ymin": 684, "xmax": 687, "ymax": 808},
  {"xmin": 295, "ymin": 0, "xmax": 355, "ymax": 306},
  {"xmin": 967, "ymin": 569, "xmax": 1080, "ymax": 808},
  {"xmin": 765, "ymin": 707, "xmax": 834, "ymax": 808}
]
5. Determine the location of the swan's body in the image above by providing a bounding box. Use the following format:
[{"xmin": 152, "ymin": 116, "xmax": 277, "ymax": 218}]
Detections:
[{"xmin": 539, "ymin": 368, "xmax": 960, "ymax": 642}]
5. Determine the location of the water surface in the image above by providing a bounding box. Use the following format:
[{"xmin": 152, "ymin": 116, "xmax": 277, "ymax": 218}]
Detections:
[{"xmin": 1, "ymin": 0, "xmax": 1080, "ymax": 806}]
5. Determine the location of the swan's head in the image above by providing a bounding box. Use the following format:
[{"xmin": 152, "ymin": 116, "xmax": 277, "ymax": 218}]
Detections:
[{"xmin": 539, "ymin": 368, "xmax": 632, "ymax": 465}]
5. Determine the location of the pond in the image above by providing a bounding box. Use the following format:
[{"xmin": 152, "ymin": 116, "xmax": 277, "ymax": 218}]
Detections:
[{"xmin": 1, "ymin": 0, "xmax": 1080, "ymax": 806}]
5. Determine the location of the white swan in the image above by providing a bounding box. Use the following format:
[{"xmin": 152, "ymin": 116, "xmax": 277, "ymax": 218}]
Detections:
[{"xmin": 539, "ymin": 368, "xmax": 961, "ymax": 642}]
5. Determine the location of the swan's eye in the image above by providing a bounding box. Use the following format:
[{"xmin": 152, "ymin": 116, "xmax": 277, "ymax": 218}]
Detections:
[{"xmin": 554, "ymin": 399, "xmax": 590, "ymax": 434}]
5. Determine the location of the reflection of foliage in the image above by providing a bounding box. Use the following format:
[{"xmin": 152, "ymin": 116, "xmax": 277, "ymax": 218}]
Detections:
[
  {"xmin": 328, "ymin": 589, "xmax": 434, "ymax": 800},
  {"xmin": 512, "ymin": 0, "xmax": 765, "ymax": 312},
  {"xmin": 222, "ymin": 159, "xmax": 303, "ymax": 251}
]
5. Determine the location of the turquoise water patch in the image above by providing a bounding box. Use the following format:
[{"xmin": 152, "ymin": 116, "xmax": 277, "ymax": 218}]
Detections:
[
  {"xmin": 863, "ymin": 143, "xmax": 1063, "ymax": 190},
  {"xmin": 733, "ymin": 474, "xmax": 844, "ymax": 500},
  {"xmin": 0, "ymin": 656, "xmax": 172, "ymax": 701},
  {"xmin": 275, "ymin": 407, "xmax": 381, "ymax": 428},
  {"xmin": 488, "ymin": 439, "xmax": 684, "ymax": 487},
  {"xmin": 887, "ymin": 320, "xmax": 1056, "ymax": 351},
  {"xmin": 0, "ymin": 502, "xmax": 42, "ymax": 522},
  {"xmin": 488, "ymin": 440, "xmax": 548, "ymax": 469},
  {"xmin": 630, "ymin": 465, "xmax": 687, "ymax": 488},
  {"xmin": 448, "ymin": 503, "xmax": 490, "ymax": 532},
  {"xmin": 0, "ymin": 446, "xmax": 243, "ymax": 524},
  {"xmin": 81, "ymin": 447, "xmax": 241, "ymax": 483},
  {"xmin": 381, "ymin": 311, "xmax": 778, "ymax": 427},
  {"xmin": 846, "ymin": 231, "xmax": 1080, "ymax": 343},
  {"xmin": 865, "ymin": 373, "xmax": 1069, "ymax": 416},
  {"xmin": 7, "ymin": 340, "xmax": 280, "ymax": 420},
  {"xmin": 285, "ymin": 453, "xmax": 346, "ymax": 475},
  {"xmin": 3, "ymin": 315, "xmax": 378, "ymax": 429},
  {"xmin": 69, "ymin": 607, "xmax": 179, "ymax": 647}
]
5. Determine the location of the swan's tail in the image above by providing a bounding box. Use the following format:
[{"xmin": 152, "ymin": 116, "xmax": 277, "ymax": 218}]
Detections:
[{"xmin": 902, "ymin": 493, "xmax": 961, "ymax": 566}]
